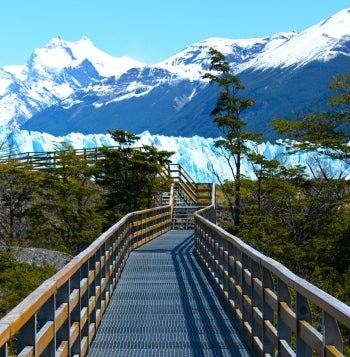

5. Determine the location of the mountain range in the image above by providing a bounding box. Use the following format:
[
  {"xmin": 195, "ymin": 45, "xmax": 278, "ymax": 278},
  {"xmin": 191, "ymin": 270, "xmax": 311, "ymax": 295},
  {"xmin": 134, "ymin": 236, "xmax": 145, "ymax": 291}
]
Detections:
[{"xmin": 0, "ymin": 8, "xmax": 349, "ymax": 140}]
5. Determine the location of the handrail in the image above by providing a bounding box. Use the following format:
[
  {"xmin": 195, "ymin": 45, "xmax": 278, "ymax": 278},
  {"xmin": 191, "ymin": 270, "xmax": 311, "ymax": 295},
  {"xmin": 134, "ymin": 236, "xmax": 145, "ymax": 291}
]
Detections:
[
  {"xmin": 0, "ymin": 146, "xmax": 119, "ymax": 161},
  {"xmin": 168, "ymin": 163, "xmax": 198, "ymax": 204},
  {"xmin": 0, "ymin": 205, "xmax": 172, "ymax": 356},
  {"xmin": 194, "ymin": 204, "xmax": 350, "ymax": 356},
  {"xmin": 0, "ymin": 146, "xmax": 120, "ymax": 170},
  {"xmin": 211, "ymin": 183, "xmax": 216, "ymax": 206}
]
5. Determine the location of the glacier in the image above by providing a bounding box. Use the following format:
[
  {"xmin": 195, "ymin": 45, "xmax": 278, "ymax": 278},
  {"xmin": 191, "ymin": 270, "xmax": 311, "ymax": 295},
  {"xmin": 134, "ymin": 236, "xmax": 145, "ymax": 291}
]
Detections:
[{"xmin": 0, "ymin": 126, "xmax": 349, "ymax": 183}]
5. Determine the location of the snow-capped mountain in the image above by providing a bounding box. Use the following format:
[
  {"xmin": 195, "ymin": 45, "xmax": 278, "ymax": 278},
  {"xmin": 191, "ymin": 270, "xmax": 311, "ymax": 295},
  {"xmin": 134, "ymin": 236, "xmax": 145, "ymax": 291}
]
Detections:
[
  {"xmin": 239, "ymin": 8, "xmax": 350, "ymax": 70},
  {"xmin": 155, "ymin": 37, "xmax": 269, "ymax": 81},
  {"xmin": 1, "ymin": 8, "xmax": 349, "ymax": 139},
  {"xmin": 1, "ymin": 127, "xmax": 348, "ymax": 183},
  {"xmin": 0, "ymin": 36, "xmax": 144, "ymax": 126}
]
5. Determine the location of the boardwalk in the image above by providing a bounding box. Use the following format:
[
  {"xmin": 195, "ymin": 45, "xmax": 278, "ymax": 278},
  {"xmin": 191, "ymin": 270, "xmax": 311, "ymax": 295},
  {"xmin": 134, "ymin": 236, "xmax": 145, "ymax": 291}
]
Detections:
[
  {"xmin": 0, "ymin": 162, "xmax": 349, "ymax": 356},
  {"xmin": 88, "ymin": 230, "xmax": 251, "ymax": 356}
]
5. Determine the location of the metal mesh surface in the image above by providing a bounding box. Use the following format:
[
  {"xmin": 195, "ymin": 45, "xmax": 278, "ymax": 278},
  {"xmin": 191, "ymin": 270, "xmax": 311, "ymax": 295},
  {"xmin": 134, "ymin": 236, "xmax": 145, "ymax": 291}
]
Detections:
[{"xmin": 88, "ymin": 230, "xmax": 251, "ymax": 356}]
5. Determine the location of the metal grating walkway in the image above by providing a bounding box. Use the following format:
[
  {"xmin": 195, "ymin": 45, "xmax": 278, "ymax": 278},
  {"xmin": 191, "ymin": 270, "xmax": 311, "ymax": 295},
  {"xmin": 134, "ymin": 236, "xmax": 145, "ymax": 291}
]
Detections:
[{"xmin": 88, "ymin": 230, "xmax": 252, "ymax": 357}]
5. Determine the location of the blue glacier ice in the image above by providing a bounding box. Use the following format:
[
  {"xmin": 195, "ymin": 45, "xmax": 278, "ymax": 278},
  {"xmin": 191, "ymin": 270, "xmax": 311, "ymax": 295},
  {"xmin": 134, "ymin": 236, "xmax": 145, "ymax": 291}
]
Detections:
[{"xmin": 0, "ymin": 126, "xmax": 349, "ymax": 183}]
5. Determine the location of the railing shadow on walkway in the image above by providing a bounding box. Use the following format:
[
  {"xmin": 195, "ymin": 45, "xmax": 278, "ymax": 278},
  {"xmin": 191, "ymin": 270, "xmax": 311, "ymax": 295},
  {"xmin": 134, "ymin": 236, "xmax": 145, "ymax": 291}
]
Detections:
[
  {"xmin": 195, "ymin": 204, "xmax": 350, "ymax": 356},
  {"xmin": 171, "ymin": 233, "xmax": 251, "ymax": 356},
  {"xmin": 0, "ymin": 205, "xmax": 172, "ymax": 357},
  {"xmin": 87, "ymin": 230, "xmax": 251, "ymax": 357}
]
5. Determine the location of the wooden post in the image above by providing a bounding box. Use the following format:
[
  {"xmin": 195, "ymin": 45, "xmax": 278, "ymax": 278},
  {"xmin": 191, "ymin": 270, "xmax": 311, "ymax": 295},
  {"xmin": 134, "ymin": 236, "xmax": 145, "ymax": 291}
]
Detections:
[
  {"xmin": 235, "ymin": 247, "xmax": 243, "ymax": 329},
  {"xmin": 227, "ymin": 244, "xmax": 236, "ymax": 306},
  {"xmin": 242, "ymin": 252, "xmax": 252, "ymax": 343},
  {"xmin": 277, "ymin": 279, "xmax": 292, "ymax": 352},
  {"xmin": 56, "ymin": 281, "xmax": 70, "ymax": 354},
  {"xmin": 70, "ymin": 269, "xmax": 81, "ymax": 355},
  {"xmin": 17, "ymin": 315, "xmax": 36, "ymax": 355},
  {"xmin": 37, "ymin": 295, "xmax": 56, "ymax": 356},
  {"xmin": 0, "ymin": 343, "xmax": 7, "ymax": 357},
  {"xmin": 251, "ymin": 260, "xmax": 262, "ymax": 345},
  {"xmin": 296, "ymin": 293, "xmax": 312, "ymax": 356},
  {"xmin": 323, "ymin": 312, "xmax": 343, "ymax": 354},
  {"xmin": 262, "ymin": 268, "xmax": 275, "ymax": 355}
]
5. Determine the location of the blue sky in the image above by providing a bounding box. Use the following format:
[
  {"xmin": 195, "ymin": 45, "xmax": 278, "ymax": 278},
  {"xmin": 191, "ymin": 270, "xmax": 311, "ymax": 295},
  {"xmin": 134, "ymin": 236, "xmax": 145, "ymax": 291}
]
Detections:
[{"xmin": 0, "ymin": 0, "xmax": 349, "ymax": 67}]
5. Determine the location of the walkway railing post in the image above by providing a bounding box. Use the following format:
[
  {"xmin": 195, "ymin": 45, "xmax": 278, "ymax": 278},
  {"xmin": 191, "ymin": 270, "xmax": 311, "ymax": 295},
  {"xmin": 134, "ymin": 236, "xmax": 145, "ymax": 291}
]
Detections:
[
  {"xmin": 0, "ymin": 342, "xmax": 7, "ymax": 357},
  {"xmin": 296, "ymin": 292, "xmax": 312, "ymax": 356},
  {"xmin": 214, "ymin": 233, "xmax": 221, "ymax": 288},
  {"xmin": 234, "ymin": 247, "xmax": 243, "ymax": 330},
  {"xmin": 242, "ymin": 253, "xmax": 253, "ymax": 345},
  {"xmin": 251, "ymin": 259, "xmax": 262, "ymax": 352},
  {"xmin": 262, "ymin": 267, "xmax": 275, "ymax": 354},
  {"xmin": 88, "ymin": 253, "xmax": 97, "ymax": 348},
  {"xmin": 37, "ymin": 294, "xmax": 56, "ymax": 356},
  {"xmin": 70, "ymin": 268, "xmax": 82, "ymax": 355},
  {"xmin": 222, "ymin": 238, "xmax": 229, "ymax": 301},
  {"xmin": 208, "ymin": 229, "xmax": 214, "ymax": 275},
  {"xmin": 227, "ymin": 244, "xmax": 236, "ymax": 310},
  {"xmin": 17, "ymin": 314, "xmax": 36, "ymax": 355},
  {"xmin": 81, "ymin": 261, "xmax": 90, "ymax": 354},
  {"xmin": 324, "ymin": 312, "xmax": 343, "ymax": 354},
  {"xmin": 55, "ymin": 281, "xmax": 70, "ymax": 355},
  {"xmin": 277, "ymin": 279, "xmax": 292, "ymax": 354},
  {"xmin": 95, "ymin": 246, "xmax": 102, "ymax": 330}
]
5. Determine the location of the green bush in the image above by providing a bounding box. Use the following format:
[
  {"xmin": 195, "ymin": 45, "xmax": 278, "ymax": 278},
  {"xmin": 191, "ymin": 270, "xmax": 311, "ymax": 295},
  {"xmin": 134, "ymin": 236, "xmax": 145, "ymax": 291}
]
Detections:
[{"xmin": 0, "ymin": 252, "xmax": 56, "ymax": 318}]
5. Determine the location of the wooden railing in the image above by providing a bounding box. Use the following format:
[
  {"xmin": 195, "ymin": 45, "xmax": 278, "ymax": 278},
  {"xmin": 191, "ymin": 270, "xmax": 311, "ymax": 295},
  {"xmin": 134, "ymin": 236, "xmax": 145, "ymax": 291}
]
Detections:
[
  {"xmin": 168, "ymin": 163, "xmax": 198, "ymax": 205},
  {"xmin": 194, "ymin": 203, "xmax": 350, "ymax": 356},
  {"xmin": 0, "ymin": 147, "xmax": 119, "ymax": 170},
  {"xmin": 0, "ymin": 205, "xmax": 171, "ymax": 356}
]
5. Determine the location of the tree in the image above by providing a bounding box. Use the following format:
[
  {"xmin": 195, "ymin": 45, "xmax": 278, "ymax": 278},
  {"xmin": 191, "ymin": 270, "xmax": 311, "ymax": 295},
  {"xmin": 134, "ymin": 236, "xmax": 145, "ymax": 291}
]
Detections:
[
  {"xmin": 0, "ymin": 161, "xmax": 41, "ymax": 250},
  {"xmin": 96, "ymin": 130, "xmax": 172, "ymax": 222},
  {"xmin": 246, "ymin": 150, "xmax": 280, "ymax": 217},
  {"xmin": 203, "ymin": 48, "xmax": 259, "ymax": 229},
  {"xmin": 30, "ymin": 148, "xmax": 105, "ymax": 254},
  {"xmin": 131, "ymin": 145, "xmax": 173, "ymax": 208},
  {"xmin": 273, "ymin": 74, "xmax": 350, "ymax": 164}
]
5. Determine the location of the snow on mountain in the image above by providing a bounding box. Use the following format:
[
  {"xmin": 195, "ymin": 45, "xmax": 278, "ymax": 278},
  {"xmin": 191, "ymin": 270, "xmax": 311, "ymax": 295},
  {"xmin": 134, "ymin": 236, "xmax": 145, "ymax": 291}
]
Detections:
[
  {"xmin": 156, "ymin": 37, "xmax": 267, "ymax": 81},
  {"xmin": 51, "ymin": 34, "xmax": 293, "ymax": 112},
  {"xmin": 29, "ymin": 36, "xmax": 144, "ymax": 78},
  {"xmin": 0, "ymin": 37, "xmax": 145, "ymax": 126},
  {"xmin": 2, "ymin": 65, "xmax": 27, "ymax": 82},
  {"xmin": 239, "ymin": 8, "xmax": 350, "ymax": 70},
  {"xmin": 1, "ymin": 127, "xmax": 349, "ymax": 183}
]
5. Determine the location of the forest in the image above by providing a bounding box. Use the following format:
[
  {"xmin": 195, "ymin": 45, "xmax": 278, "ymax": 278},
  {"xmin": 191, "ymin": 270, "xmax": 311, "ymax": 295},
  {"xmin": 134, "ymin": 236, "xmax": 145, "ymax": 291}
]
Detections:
[{"xmin": 0, "ymin": 130, "xmax": 172, "ymax": 317}]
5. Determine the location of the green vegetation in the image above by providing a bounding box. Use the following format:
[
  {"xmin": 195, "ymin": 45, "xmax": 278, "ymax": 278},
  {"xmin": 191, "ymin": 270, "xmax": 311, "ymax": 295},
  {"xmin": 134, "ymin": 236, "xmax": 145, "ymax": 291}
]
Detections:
[
  {"xmin": 203, "ymin": 48, "xmax": 260, "ymax": 230},
  {"xmin": 95, "ymin": 130, "xmax": 172, "ymax": 222},
  {"xmin": 205, "ymin": 49, "xmax": 350, "ymax": 308},
  {"xmin": 0, "ymin": 134, "xmax": 172, "ymax": 317},
  {"xmin": 0, "ymin": 252, "xmax": 56, "ymax": 317}
]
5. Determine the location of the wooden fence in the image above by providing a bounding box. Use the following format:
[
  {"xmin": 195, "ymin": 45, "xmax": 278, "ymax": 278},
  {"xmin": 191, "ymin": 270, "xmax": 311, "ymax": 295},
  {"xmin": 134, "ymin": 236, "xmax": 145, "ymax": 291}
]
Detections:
[
  {"xmin": 0, "ymin": 147, "xmax": 118, "ymax": 170},
  {"xmin": 168, "ymin": 163, "xmax": 198, "ymax": 204},
  {"xmin": 194, "ymin": 203, "xmax": 350, "ymax": 356},
  {"xmin": 0, "ymin": 205, "xmax": 171, "ymax": 356}
]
